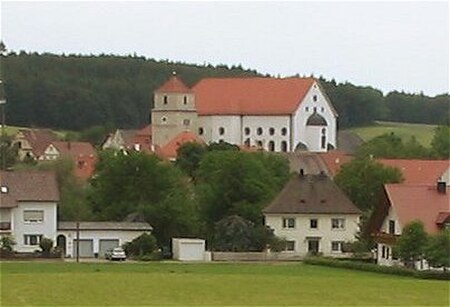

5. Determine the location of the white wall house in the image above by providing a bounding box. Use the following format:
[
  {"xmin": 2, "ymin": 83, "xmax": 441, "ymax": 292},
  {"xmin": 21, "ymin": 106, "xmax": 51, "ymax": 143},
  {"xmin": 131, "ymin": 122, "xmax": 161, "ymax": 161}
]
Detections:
[
  {"xmin": 152, "ymin": 76, "xmax": 338, "ymax": 153},
  {"xmin": 263, "ymin": 173, "xmax": 361, "ymax": 257}
]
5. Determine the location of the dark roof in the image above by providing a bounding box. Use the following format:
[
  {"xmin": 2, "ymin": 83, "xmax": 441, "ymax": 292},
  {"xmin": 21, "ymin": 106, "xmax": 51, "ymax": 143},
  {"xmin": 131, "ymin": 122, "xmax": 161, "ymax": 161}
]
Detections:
[
  {"xmin": 306, "ymin": 112, "xmax": 328, "ymax": 126},
  {"xmin": 57, "ymin": 221, "xmax": 152, "ymax": 231},
  {"xmin": 0, "ymin": 171, "xmax": 59, "ymax": 208},
  {"xmin": 263, "ymin": 174, "xmax": 361, "ymax": 215},
  {"xmin": 19, "ymin": 129, "xmax": 58, "ymax": 157}
]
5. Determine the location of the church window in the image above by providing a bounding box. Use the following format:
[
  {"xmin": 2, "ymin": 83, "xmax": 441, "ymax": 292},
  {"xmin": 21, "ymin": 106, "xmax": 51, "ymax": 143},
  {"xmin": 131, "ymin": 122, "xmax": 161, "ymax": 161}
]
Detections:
[
  {"xmin": 163, "ymin": 96, "xmax": 168, "ymax": 105},
  {"xmin": 244, "ymin": 138, "xmax": 250, "ymax": 146},
  {"xmin": 268, "ymin": 141, "xmax": 275, "ymax": 152},
  {"xmin": 161, "ymin": 116, "xmax": 167, "ymax": 124},
  {"xmin": 198, "ymin": 127, "xmax": 204, "ymax": 135},
  {"xmin": 183, "ymin": 119, "xmax": 190, "ymax": 126},
  {"xmin": 256, "ymin": 140, "xmax": 263, "ymax": 147},
  {"xmin": 269, "ymin": 128, "xmax": 275, "ymax": 135},
  {"xmin": 281, "ymin": 141, "xmax": 288, "ymax": 152},
  {"xmin": 281, "ymin": 128, "xmax": 287, "ymax": 136},
  {"xmin": 313, "ymin": 107, "xmax": 317, "ymax": 112},
  {"xmin": 183, "ymin": 96, "xmax": 188, "ymax": 105},
  {"xmin": 321, "ymin": 129, "xmax": 326, "ymax": 149},
  {"xmin": 313, "ymin": 95, "xmax": 318, "ymax": 102},
  {"xmin": 219, "ymin": 127, "xmax": 225, "ymax": 135},
  {"xmin": 257, "ymin": 127, "xmax": 263, "ymax": 135},
  {"xmin": 244, "ymin": 127, "xmax": 250, "ymax": 135}
]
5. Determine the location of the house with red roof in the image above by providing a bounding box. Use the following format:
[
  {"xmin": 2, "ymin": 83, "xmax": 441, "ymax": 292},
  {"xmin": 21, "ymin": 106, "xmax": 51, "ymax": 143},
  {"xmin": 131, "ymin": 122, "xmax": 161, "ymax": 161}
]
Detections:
[
  {"xmin": 43, "ymin": 141, "xmax": 97, "ymax": 180},
  {"xmin": 151, "ymin": 74, "xmax": 338, "ymax": 153},
  {"xmin": 102, "ymin": 125, "xmax": 154, "ymax": 153},
  {"xmin": 368, "ymin": 169, "xmax": 450, "ymax": 269}
]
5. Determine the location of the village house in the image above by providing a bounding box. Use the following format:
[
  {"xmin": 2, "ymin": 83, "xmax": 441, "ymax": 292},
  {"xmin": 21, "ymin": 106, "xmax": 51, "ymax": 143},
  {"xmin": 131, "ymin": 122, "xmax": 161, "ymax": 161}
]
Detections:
[
  {"xmin": 151, "ymin": 75, "xmax": 338, "ymax": 153},
  {"xmin": 13, "ymin": 128, "xmax": 58, "ymax": 161},
  {"xmin": 0, "ymin": 170, "xmax": 151, "ymax": 258},
  {"xmin": 102, "ymin": 125, "xmax": 153, "ymax": 153},
  {"xmin": 263, "ymin": 172, "xmax": 361, "ymax": 257},
  {"xmin": 368, "ymin": 174, "xmax": 449, "ymax": 269}
]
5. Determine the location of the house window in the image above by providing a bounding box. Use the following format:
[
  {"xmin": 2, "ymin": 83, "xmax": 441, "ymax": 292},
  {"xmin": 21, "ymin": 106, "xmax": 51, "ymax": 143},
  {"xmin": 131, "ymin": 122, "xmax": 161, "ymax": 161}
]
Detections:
[
  {"xmin": 310, "ymin": 219, "xmax": 318, "ymax": 229},
  {"xmin": 24, "ymin": 234, "xmax": 43, "ymax": 246},
  {"xmin": 331, "ymin": 241, "xmax": 344, "ymax": 252},
  {"xmin": 282, "ymin": 218, "xmax": 295, "ymax": 229},
  {"xmin": 244, "ymin": 127, "xmax": 250, "ymax": 135},
  {"xmin": 163, "ymin": 96, "xmax": 168, "ymax": 105},
  {"xmin": 388, "ymin": 220, "xmax": 395, "ymax": 234},
  {"xmin": 321, "ymin": 107, "xmax": 324, "ymax": 112},
  {"xmin": 331, "ymin": 218, "xmax": 345, "ymax": 230},
  {"xmin": 268, "ymin": 141, "xmax": 275, "ymax": 152},
  {"xmin": 257, "ymin": 127, "xmax": 263, "ymax": 135},
  {"xmin": 281, "ymin": 128, "xmax": 287, "ymax": 136},
  {"xmin": 285, "ymin": 241, "xmax": 295, "ymax": 251},
  {"xmin": 183, "ymin": 96, "xmax": 188, "ymax": 105},
  {"xmin": 198, "ymin": 127, "xmax": 204, "ymax": 135},
  {"xmin": 313, "ymin": 95, "xmax": 317, "ymax": 102},
  {"xmin": 269, "ymin": 128, "xmax": 275, "ymax": 136},
  {"xmin": 219, "ymin": 127, "xmax": 225, "ymax": 135},
  {"xmin": 183, "ymin": 119, "xmax": 190, "ymax": 126},
  {"xmin": 23, "ymin": 210, "xmax": 44, "ymax": 223},
  {"xmin": 281, "ymin": 141, "xmax": 288, "ymax": 152},
  {"xmin": 381, "ymin": 245, "xmax": 386, "ymax": 258},
  {"xmin": 306, "ymin": 107, "xmax": 309, "ymax": 112}
]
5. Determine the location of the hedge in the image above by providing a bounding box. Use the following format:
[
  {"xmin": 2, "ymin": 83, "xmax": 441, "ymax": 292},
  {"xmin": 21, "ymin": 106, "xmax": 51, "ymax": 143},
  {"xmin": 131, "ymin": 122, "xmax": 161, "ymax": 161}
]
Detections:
[{"xmin": 303, "ymin": 257, "xmax": 450, "ymax": 280}]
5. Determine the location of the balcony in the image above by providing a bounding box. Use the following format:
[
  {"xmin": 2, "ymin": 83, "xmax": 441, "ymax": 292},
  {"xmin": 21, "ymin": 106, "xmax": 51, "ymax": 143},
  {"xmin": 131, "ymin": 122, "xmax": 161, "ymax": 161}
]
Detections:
[{"xmin": 0, "ymin": 222, "xmax": 11, "ymax": 232}]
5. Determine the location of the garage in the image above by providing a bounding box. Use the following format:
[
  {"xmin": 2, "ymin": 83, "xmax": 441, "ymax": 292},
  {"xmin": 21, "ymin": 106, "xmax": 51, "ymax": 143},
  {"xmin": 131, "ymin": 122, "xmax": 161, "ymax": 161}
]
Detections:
[
  {"xmin": 73, "ymin": 239, "xmax": 94, "ymax": 258},
  {"xmin": 172, "ymin": 238, "xmax": 206, "ymax": 261},
  {"xmin": 99, "ymin": 239, "xmax": 120, "ymax": 258}
]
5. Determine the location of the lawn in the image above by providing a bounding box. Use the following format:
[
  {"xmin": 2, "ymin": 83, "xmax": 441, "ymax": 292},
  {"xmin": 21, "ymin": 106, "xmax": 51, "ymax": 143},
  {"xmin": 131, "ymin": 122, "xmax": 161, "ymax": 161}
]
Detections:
[
  {"xmin": 0, "ymin": 262, "xmax": 448, "ymax": 306},
  {"xmin": 349, "ymin": 121, "xmax": 437, "ymax": 147}
]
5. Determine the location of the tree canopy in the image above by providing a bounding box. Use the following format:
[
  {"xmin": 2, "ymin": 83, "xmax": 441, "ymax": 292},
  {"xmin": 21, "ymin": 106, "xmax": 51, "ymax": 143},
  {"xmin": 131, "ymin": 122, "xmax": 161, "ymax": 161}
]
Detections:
[{"xmin": 394, "ymin": 221, "xmax": 428, "ymax": 269}]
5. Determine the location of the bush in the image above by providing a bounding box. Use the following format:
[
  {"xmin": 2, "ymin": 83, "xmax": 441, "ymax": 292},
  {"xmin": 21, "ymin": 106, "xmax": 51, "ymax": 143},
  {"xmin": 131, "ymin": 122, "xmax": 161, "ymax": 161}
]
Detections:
[
  {"xmin": 303, "ymin": 257, "xmax": 450, "ymax": 280},
  {"xmin": 123, "ymin": 233, "xmax": 157, "ymax": 257},
  {"xmin": 0, "ymin": 236, "xmax": 16, "ymax": 252},
  {"xmin": 39, "ymin": 237, "xmax": 53, "ymax": 255}
]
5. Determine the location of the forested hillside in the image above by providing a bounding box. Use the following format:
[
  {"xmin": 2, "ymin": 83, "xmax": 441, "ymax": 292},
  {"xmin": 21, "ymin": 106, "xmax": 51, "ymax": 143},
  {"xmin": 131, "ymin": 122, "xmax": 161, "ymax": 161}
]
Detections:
[{"xmin": 1, "ymin": 51, "xmax": 449, "ymax": 131}]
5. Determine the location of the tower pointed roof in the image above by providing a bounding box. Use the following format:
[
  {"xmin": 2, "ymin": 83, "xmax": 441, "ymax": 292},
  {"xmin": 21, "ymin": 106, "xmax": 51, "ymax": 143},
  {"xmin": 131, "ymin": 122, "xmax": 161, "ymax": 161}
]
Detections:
[{"xmin": 156, "ymin": 74, "xmax": 191, "ymax": 93}]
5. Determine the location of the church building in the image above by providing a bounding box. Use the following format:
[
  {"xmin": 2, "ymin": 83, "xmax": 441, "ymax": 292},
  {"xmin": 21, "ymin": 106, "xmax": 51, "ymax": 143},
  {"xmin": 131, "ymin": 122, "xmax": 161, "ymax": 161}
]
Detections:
[{"xmin": 151, "ymin": 74, "xmax": 337, "ymax": 153}]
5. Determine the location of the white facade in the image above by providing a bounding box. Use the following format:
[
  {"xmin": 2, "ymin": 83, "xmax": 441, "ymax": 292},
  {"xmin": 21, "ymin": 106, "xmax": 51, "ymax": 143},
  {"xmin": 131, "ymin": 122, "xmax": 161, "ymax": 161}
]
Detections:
[
  {"xmin": 265, "ymin": 213, "xmax": 359, "ymax": 257},
  {"xmin": 2, "ymin": 202, "xmax": 58, "ymax": 253},
  {"xmin": 172, "ymin": 238, "xmax": 209, "ymax": 261}
]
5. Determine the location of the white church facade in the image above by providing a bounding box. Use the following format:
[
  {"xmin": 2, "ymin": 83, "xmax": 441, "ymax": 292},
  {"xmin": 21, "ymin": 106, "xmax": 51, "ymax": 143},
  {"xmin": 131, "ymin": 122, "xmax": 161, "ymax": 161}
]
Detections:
[{"xmin": 151, "ymin": 75, "xmax": 338, "ymax": 153}]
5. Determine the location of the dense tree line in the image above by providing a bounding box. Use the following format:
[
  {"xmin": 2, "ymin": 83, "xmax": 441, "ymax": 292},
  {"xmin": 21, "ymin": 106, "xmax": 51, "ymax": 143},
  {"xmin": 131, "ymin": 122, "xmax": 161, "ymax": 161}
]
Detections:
[{"xmin": 1, "ymin": 51, "xmax": 448, "ymax": 131}]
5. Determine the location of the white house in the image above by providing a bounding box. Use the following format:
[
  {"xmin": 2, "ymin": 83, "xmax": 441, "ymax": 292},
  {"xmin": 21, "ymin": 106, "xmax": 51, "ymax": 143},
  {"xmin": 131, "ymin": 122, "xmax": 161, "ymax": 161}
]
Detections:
[
  {"xmin": 0, "ymin": 170, "xmax": 152, "ymax": 258},
  {"xmin": 263, "ymin": 172, "xmax": 361, "ymax": 257},
  {"xmin": 151, "ymin": 75, "xmax": 338, "ymax": 153}
]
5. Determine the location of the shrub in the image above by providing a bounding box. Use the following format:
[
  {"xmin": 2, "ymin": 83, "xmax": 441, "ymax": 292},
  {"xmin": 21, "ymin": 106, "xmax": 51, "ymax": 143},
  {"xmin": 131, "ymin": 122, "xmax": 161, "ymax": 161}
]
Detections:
[
  {"xmin": 39, "ymin": 237, "xmax": 54, "ymax": 255},
  {"xmin": 0, "ymin": 236, "xmax": 16, "ymax": 252},
  {"xmin": 123, "ymin": 233, "xmax": 157, "ymax": 257}
]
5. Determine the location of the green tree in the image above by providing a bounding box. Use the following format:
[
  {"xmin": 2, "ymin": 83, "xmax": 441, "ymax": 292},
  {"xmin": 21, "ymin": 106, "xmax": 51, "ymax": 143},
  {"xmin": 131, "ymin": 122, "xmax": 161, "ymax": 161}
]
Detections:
[
  {"xmin": 175, "ymin": 142, "xmax": 207, "ymax": 179},
  {"xmin": 394, "ymin": 221, "xmax": 428, "ymax": 269},
  {"xmin": 39, "ymin": 237, "xmax": 54, "ymax": 255},
  {"xmin": 0, "ymin": 135, "xmax": 18, "ymax": 170},
  {"xmin": 431, "ymin": 126, "xmax": 450, "ymax": 158},
  {"xmin": 89, "ymin": 150, "xmax": 198, "ymax": 246},
  {"xmin": 123, "ymin": 233, "xmax": 157, "ymax": 257},
  {"xmin": 424, "ymin": 230, "xmax": 450, "ymax": 271},
  {"xmin": 335, "ymin": 157, "xmax": 403, "ymax": 213}
]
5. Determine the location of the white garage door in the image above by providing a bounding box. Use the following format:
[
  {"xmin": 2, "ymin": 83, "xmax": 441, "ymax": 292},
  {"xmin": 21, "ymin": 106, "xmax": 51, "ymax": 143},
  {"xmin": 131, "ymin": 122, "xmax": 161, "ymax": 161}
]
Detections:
[
  {"xmin": 180, "ymin": 242, "xmax": 204, "ymax": 261},
  {"xmin": 99, "ymin": 239, "xmax": 120, "ymax": 258},
  {"xmin": 73, "ymin": 239, "xmax": 94, "ymax": 258}
]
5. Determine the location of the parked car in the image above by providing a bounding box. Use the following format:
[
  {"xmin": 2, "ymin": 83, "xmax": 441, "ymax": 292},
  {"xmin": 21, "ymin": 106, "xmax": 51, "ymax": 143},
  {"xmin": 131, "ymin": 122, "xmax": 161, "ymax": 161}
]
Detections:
[{"xmin": 105, "ymin": 247, "xmax": 126, "ymax": 261}]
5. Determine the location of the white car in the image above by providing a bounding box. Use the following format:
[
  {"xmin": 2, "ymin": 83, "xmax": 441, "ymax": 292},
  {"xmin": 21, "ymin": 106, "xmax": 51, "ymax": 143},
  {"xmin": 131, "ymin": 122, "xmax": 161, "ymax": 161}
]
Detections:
[{"xmin": 105, "ymin": 247, "xmax": 126, "ymax": 261}]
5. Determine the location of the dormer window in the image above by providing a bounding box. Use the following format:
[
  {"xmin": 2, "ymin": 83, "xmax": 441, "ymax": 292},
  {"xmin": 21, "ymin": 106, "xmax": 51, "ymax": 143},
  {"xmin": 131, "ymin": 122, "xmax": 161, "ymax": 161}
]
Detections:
[{"xmin": 163, "ymin": 96, "xmax": 168, "ymax": 105}]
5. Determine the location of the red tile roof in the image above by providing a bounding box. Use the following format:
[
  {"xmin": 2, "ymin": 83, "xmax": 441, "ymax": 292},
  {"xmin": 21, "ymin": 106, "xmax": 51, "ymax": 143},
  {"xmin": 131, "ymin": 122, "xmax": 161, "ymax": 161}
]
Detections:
[
  {"xmin": 0, "ymin": 170, "xmax": 59, "ymax": 208},
  {"xmin": 52, "ymin": 142, "xmax": 97, "ymax": 180},
  {"xmin": 318, "ymin": 151, "xmax": 355, "ymax": 176},
  {"xmin": 378, "ymin": 159, "xmax": 449, "ymax": 185},
  {"xmin": 131, "ymin": 125, "xmax": 153, "ymax": 153},
  {"xmin": 385, "ymin": 184, "xmax": 449, "ymax": 234},
  {"xmin": 159, "ymin": 131, "xmax": 204, "ymax": 160},
  {"xmin": 192, "ymin": 77, "xmax": 316, "ymax": 115},
  {"xmin": 156, "ymin": 76, "xmax": 191, "ymax": 93}
]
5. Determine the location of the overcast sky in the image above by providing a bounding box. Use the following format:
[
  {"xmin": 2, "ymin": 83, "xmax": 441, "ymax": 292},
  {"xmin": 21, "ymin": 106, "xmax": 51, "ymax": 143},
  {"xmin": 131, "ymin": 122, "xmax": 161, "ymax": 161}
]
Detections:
[{"xmin": 1, "ymin": 1, "xmax": 448, "ymax": 96}]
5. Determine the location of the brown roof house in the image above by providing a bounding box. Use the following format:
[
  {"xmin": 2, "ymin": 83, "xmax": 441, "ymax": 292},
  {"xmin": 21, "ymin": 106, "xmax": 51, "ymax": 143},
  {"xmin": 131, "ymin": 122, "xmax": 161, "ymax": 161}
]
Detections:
[
  {"xmin": 263, "ymin": 171, "xmax": 361, "ymax": 257},
  {"xmin": 0, "ymin": 170, "xmax": 152, "ymax": 258},
  {"xmin": 13, "ymin": 129, "xmax": 58, "ymax": 160},
  {"xmin": 367, "ymin": 167, "xmax": 450, "ymax": 270}
]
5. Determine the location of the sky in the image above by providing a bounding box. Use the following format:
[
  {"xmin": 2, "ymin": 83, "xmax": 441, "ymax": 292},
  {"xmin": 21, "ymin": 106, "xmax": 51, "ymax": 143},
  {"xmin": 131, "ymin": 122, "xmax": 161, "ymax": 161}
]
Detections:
[{"xmin": 0, "ymin": 1, "xmax": 449, "ymax": 96}]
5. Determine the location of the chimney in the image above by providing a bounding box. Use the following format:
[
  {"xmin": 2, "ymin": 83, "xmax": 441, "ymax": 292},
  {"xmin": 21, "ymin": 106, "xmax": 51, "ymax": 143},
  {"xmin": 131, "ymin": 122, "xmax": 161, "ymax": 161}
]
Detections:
[{"xmin": 437, "ymin": 181, "xmax": 446, "ymax": 194}]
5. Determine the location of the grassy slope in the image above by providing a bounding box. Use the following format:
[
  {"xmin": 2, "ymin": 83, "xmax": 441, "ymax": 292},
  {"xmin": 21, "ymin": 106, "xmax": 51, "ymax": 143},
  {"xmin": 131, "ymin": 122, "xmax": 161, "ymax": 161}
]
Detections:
[
  {"xmin": 349, "ymin": 121, "xmax": 437, "ymax": 148},
  {"xmin": 1, "ymin": 262, "xmax": 448, "ymax": 306}
]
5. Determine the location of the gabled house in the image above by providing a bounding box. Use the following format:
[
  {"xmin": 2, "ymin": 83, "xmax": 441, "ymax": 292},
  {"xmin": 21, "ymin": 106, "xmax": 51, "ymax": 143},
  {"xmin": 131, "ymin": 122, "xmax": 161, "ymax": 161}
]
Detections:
[
  {"xmin": 0, "ymin": 170, "xmax": 59, "ymax": 253},
  {"xmin": 102, "ymin": 125, "xmax": 154, "ymax": 153},
  {"xmin": 263, "ymin": 172, "xmax": 361, "ymax": 256},
  {"xmin": 13, "ymin": 129, "xmax": 58, "ymax": 160},
  {"xmin": 368, "ymin": 174, "xmax": 450, "ymax": 268},
  {"xmin": 43, "ymin": 141, "xmax": 97, "ymax": 180}
]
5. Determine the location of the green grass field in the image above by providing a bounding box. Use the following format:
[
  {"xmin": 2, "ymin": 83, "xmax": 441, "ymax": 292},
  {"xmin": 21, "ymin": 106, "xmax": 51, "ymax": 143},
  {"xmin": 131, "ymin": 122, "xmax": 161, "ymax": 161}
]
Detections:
[
  {"xmin": 0, "ymin": 262, "xmax": 448, "ymax": 306},
  {"xmin": 349, "ymin": 121, "xmax": 437, "ymax": 148}
]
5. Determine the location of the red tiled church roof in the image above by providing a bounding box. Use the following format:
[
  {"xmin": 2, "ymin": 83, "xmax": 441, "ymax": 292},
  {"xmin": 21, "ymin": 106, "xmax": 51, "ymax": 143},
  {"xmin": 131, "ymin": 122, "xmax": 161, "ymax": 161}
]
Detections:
[
  {"xmin": 385, "ymin": 184, "xmax": 450, "ymax": 234},
  {"xmin": 156, "ymin": 76, "xmax": 191, "ymax": 93},
  {"xmin": 192, "ymin": 77, "xmax": 316, "ymax": 116}
]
